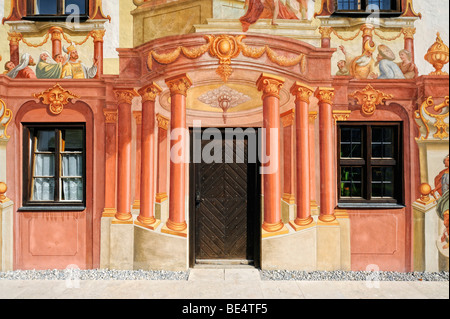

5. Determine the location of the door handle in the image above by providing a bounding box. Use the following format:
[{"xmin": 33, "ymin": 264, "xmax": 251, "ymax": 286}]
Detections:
[{"xmin": 195, "ymin": 193, "xmax": 204, "ymax": 205}]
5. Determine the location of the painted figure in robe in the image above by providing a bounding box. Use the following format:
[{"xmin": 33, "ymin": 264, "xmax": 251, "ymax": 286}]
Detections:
[{"xmin": 61, "ymin": 43, "xmax": 98, "ymax": 79}]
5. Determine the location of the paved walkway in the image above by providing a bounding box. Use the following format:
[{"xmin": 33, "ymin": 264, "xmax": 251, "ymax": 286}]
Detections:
[{"xmin": 0, "ymin": 269, "xmax": 448, "ymax": 299}]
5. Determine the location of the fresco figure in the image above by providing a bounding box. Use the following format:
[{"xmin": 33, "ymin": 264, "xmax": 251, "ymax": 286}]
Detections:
[
  {"xmin": 339, "ymin": 41, "xmax": 377, "ymax": 80},
  {"xmin": 3, "ymin": 61, "xmax": 15, "ymax": 75},
  {"xmin": 6, "ymin": 53, "xmax": 37, "ymax": 79},
  {"xmin": 433, "ymin": 155, "xmax": 449, "ymax": 250},
  {"xmin": 240, "ymin": 0, "xmax": 300, "ymax": 32},
  {"xmin": 397, "ymin": 49, "xmax": 418, "ymax": 79},
  {"xmin": 372, "ymin": 45, "xmax": 405, "ymax": 79},
  {"xmin": 61, "ymin": 43, "xmax": 98, "ymax": 79},
  {"xmin": 336, "ymin": 59, "xmax": 350, "ymax": 76},
  {"xmin": 36, "ymin": 52, "xmax": 68, "ymax": 79}
]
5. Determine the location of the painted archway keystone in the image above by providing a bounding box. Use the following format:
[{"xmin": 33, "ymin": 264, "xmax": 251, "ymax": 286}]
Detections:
[{"xmin": 33, "ymin": 83, "xmax": 80, "ymax": 115}]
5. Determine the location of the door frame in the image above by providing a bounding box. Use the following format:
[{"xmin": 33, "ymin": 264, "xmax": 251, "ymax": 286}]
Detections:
[{"xmin": 189, "ymin": 127, "xmax": 261, "ymax": 268}]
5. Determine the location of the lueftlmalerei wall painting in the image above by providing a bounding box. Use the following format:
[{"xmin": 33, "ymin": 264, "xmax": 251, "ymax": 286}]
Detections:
[{"xmin": 0, "ymin": 0, "xmax": 448, "ymax": 272}]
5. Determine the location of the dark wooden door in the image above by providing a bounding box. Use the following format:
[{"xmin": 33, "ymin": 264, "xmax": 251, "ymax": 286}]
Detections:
[{"xmin": 190, "ymin": 129, "xmax": 260, "ymax": 264}]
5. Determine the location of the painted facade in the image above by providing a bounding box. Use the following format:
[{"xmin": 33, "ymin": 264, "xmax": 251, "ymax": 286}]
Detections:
[{"xmin": 0, "ymin": 0, "xmax": 448, "ymax": 272}]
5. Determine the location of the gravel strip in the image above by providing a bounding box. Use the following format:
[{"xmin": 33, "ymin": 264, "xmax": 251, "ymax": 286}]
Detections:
[
  {"xmin": 0, "ymin": 269, "xmax": 190, "ymax": 281},
  {"xmin": 260, "ymin": 270, "xmax": 449, "ymax": 281}
]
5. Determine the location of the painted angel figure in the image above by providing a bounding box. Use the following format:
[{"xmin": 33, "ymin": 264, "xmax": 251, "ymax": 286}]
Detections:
[{"xmin": 61, "ymin": 43, "xmax": 98, "ymax": 79}]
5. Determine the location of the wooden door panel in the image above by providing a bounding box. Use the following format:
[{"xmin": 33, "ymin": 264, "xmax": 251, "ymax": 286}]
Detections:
[{"xmin": 194, "ymin": 131, "xmax": 254, "ymax": 261}]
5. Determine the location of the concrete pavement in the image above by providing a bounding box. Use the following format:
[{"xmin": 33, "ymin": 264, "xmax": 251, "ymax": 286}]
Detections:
[{"xmin": 0, "ymin": 269, "xmax": 448, "ymax": 299}]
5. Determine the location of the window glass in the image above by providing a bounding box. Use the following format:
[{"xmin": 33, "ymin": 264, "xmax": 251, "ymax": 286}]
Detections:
[
  {"xmin": 372, "ymin": 167, "xmax": 394, "ymax": 197},
  {"xmin": 65, "ymin": 0, "xmax": 87, "ymax": 15},
  {"xmin": 25, "ymin": 126, "xmax": 85, "ymax": 206},
  {"xmin": 372, "ymin": 127, "xmax": 394, "ymax": 158},
  {"xmin": 36, "ymin": 0, "xmax": 58, "ymax": 15},
  {"xmin": 368, "ymin": 0, "xmax": 392, "ymax": 10},
  {"xmin": 337, "ymin": 0, "xmax": 361, "ymax": 10},
  {"xmin": 341, "ymin": 127, "xmax": 362, "ymax": 158},
  {"xmin": 341, "ymin": 166, "xmax": 363, "ymax": 197}
]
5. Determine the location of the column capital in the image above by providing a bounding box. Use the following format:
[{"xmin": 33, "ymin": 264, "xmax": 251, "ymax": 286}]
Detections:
[
  {"xmin": 90, "ymin": 29, "xmax": 106, "ymax": 43},
  {"xmin": 138, "ymin": 82, "xmax": 163, "ymax": 102},
  {"xmin": 318, "ymin": 26, "xmax": 333, "ymax": 39},
  {"xmin": 49, "ymin": 26, "xmax": 63, "ymax": 40},
  {"xmin": 256, "ymin": 73, "xmax": 285, "ymax": 100},
  {"xmin": 114, "ymin": 88, "xmax": 139, "ymax": 105},
  {"xmin": 290, "ymin": 82, "xmax": 314, "ymax": 103},
  {"xmin": 103, "ymin": 109, "xmax": 118, "ymax": 123},
  {"xmin": 314, "ymin": 87, "xmax": 335, "ymax": 105},
  {"xmin": 7, "ymin": 32, "xmax": 22, "ymax": 45},
  {"xmin": 402, "ymin": 27, "xmax": 416, "ymax": 39},
  {"xmin": 165, "ymin": 74, "xmax": 192, "ymax": 97},
  {"xmin": 360, "ymin": 23, "xmax": 375, "ymax": 37},
  {"xmin": 156, "ymin": 113, "xmax": 170, "ymax": 131}
]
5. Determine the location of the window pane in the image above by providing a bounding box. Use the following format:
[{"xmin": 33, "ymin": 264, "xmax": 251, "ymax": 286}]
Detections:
[
  {"xmin": 65, "ymin": 0, "xmax": 87, "ymax": 15},
  {"xmin": 33, "ymin": 178, "xmax": 55, "ymax": 201},
  {"xmin": 341, "ymin": 167, "xmax": 362, "ymax": 197},
  {"xmin": 368, "ymin": 0, "xmax": 392, "ymax": 10},
  {"xmin": 36, "ymin": 0, "xmax": 58, "ymax": 15},
  {"xmin": 337, "ymin": 0, "xmax": 361, "ymax": 10},
  {"xmin": 372, "ymin": 167, "xmax": 395, "ymax": 197},
  {"xmin": 372, "ymin": 127, "xmax": 394, "ymax": 158},
  {"xmin": 62, "ymin": 178, "xmax": 83, "ymax": 201},
  {"xmin": 62, "ymin": 129, "xmax": 83, "ymax": 151},
  {"xmin": 340, "ymin": 127, "xmax": 362, "ymax": 158},
  {"xmin": 62, "ymin": 154, "xmax": 83, "ymax": 177},
  {"xmin": 34, "ymin": 154, "xmax": 55, "ymax": 177},
  {"xmin": 36, "ymin": 130, "xmax": 56, "ymax": 152}
]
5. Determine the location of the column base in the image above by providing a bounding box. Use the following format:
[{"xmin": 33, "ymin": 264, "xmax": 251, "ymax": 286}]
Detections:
[
  {"xmin": 318, "ymin": 214, "xmax": 336, "ymax": 223},
  {"xmin": 289, "ymin": 216, "xmax": 314, "ymax": 231},
  {"xmin": 161, "ymin": 223, "xmax": 188, "ymax": 238},
  {"xmin": 262, "ymin": 224, "xmax": 289, "ymax": 238},
  {"xmin": 262, "ymin": 220, "xmax": 285, "ymax": 233},
  {"xmin": 114, "ymin": 211, "xmax": 133, "ymax": 222},
  {"xmin": 135, "ymin": 217, "xmax": 161, "ymax": 230}
]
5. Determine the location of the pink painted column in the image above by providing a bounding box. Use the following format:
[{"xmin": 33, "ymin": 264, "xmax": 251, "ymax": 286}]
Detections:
[
  {"xmin": 114, "ymin": 89, "xmax": 139, "ymax": 221},
  {"xmin": 132, "ymin": 111, "xmax": 142, "ymax": 210},
  {"xmin": 403, "ymin": 27, "xmax": 416, "ymax": 62},
  {"xmin": 281, "ymin": 109, "xmax": 296, "ymax": 205},
  {"xmin": 163, "ymin": 74, "xmax": 192, "ymax": 235},
  {"xmin": 156, "ymin": 114, "xmax": 170, "ymax": 203},
  {"xmin": 102, "ymin": 109, "xmax": 118, "ymax": 217},
  {"xmin": 315, "ymin": 87, "xmax": 336, "ymax": 223},
  {"xmin": 257, "ymin": 73, "xmax": 285, "ymax": 233},
  {"xmin": 136, "ymin": 83, "xmax": 162, "ymax": 227},
  {"xmin": 319, "ymin": 27, "xmax": 332, "ymax": 49},
  {"xmin": 291, "ymin": 82, "xmax": 314, "ymax": 228}
]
